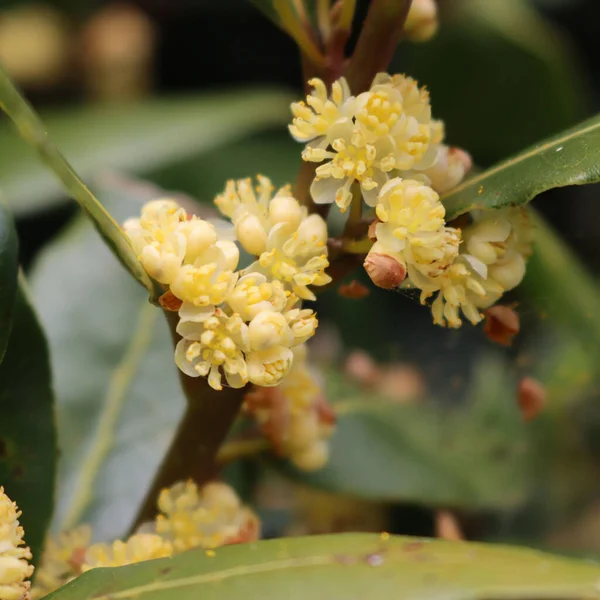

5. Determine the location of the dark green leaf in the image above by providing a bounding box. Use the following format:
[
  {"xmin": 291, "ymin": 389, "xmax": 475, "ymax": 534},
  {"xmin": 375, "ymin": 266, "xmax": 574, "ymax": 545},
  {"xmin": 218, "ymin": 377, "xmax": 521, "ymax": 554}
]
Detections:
[
  {"xmin": 442, "ymin": 113, "xmax": 600, "ymax": 220},
  {"xmin": 0, "ymin": 279, "xmax": 57, "ymax": 564},
  {"xmin": 47, "ymin": 533, "xmax": 600, "ymax": 600},
  {"xmin": 0, "ymin": 90, "xmax": 292, "ymax": 216},
  {"xmin": 29, "ymin": 191, "xmax": 185, "ymax": 542},
  {"xmin": 275, "ymin": 363, "xmax": 531, "ymax": 510},
  {"xmin": 0, "ymin": 200, "xmax": 18, "ymax": 362}
]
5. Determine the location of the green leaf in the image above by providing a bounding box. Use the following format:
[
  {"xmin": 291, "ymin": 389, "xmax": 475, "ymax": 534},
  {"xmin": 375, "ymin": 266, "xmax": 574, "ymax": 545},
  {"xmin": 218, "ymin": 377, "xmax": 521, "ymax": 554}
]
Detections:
[
  {"xmin": 0, "ymin": 200, "xmax": 18, "ymax": 362},
  {"xmin": 29, "ymin": 190, "xmax": 185, "ymax": 542},
  {"xmin": 275, "ymin": 362, "xmax": 531, "ymax": 510},
  {"xmin": 47, "ymin": 533, "xmax": 600, "ymax": 600},
  {"xmin": 0, "ymin": 89, "xmax": 292, "ymax": 217},
  {"xmin": 442, "ymin": 113, "xmax": 600, "ymax": 220},
  {"xmin": 0, "ymin": 278, "xmax": 57, "ymax": 564},
  {"xmin": 0, "ymin": 66, "xmax": 155, "ymax": 294}
]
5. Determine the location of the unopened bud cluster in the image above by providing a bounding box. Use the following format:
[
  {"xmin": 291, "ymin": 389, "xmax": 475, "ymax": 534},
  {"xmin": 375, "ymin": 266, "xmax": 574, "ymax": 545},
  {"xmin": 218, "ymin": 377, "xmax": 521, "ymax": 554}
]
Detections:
[
  {"xmin": 0, "ymin": 488, "xmax": 33, "ymax": 600},
  {"xmin": 245, "ymin": 344, "xmax": 336, "ymax": 471},
  {"xmin": 124, "ymin": 177, "xmax": 330, "ymax": 391},
  {"xmin": 32, "ymin": 481, "xmax": 258, "ymax": 597}
]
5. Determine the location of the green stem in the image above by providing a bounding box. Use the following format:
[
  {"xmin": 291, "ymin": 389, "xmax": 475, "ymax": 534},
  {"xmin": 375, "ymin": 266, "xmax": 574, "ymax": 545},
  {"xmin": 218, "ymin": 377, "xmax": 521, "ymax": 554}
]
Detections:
[
  {"xmin": 0, "ymin": 66, "xmax": 155, "ymax": 296},
  {"xmin": 130, "ymin": 310, "xmax": 247, "ymax": 530},
  {"xmin": 345, "ymin": 0, "xmax": 413, "ymax": 93},
  {"xmin": 217, "ymin": 438, "xmax": 269, "ymax": 465}
]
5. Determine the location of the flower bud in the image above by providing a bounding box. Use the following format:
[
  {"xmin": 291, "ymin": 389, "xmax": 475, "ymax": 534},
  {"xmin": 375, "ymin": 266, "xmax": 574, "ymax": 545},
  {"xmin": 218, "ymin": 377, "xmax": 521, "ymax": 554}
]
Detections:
[
  {"xmin": 269, "ymin": 194, "xmax": 304, "ymax": 230},
  {"xmin": 180, "ymin": 219, "xmax": 217, "ymax": 262},
  {"xmin": 234, "ymin": 214, "xmax": 267, "ymax": 256},
  {"xmin": 484, "ymin": 305, "xmax": 520, "ymax": 346},
  {"xmin": 517, "ymin": 377, "xmax": 546, "ymax": 422},
  {"xmin": 364, "ymin": 250, "xmax": 406, "ymax": 289},
  {"xmin": 215, "ymin": 240, "xmax": 240, "ymax": 271},
  {"xmin": 404, "ymin": 0, "xmax": 439, "ymax": 42},
  {"xmin": 249, "ymin": 312, "xmax": 293, "ymax": 351}
]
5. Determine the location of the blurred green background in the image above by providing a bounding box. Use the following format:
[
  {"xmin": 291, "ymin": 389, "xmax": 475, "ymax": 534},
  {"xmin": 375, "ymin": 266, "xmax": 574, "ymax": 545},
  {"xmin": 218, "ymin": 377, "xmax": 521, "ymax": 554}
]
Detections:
[{"xmin": 3, "ymin": 0, "xmax": 600, "ymax": 557}]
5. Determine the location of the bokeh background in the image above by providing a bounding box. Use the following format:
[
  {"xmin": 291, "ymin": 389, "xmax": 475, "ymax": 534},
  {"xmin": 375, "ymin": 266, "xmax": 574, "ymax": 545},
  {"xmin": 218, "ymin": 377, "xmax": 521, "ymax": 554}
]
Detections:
[{"xmin": 3, "ymin": 0, "xmax": 600, "ymax": 554}]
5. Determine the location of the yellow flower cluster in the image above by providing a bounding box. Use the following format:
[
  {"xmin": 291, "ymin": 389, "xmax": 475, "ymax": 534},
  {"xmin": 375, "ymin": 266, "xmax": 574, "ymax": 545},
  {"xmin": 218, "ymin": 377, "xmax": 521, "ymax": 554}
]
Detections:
[
  {"xmin": 290, "ymin": 73, "xmax": 470, "ymax": 212},
  {"xmin": 0, "ymin": 488, "xmax": 33, "ymax": 600},
  {"xmin": 33, "ymin": 481, "xmax": 258, "ymax": 597},
  {"xmin": 415, "ymin": 208, "xmax": 534, "ymax": 328},
  {"xmin": 153, "ymin": 481, "xmax": 260, "ymax": 552},
  {"xmin": 31, "ymin": 526, "xmax": 91, "ymax": 600},
  {"xmin": 125, "ymin": 179, "xmax": 331, "ymax": 391},
  {"xmin": 364, "ymin": 180, "xmax": 533, "ymax": 327},
  {"xmin": 245, "ymin": 344, "xmax": 336, "ymax": 471}
]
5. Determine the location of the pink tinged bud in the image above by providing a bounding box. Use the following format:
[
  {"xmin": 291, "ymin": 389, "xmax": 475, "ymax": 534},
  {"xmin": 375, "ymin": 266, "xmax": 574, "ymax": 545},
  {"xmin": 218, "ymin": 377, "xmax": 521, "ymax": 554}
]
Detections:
[
  {"xmin": 517, "ymin": 377, "xmax": 547, "ymax": 422},
  {"xmin": 344, "ymin": 350, "xmax": 381, "ymax": 388},
  {"xmin": 484, "ymin": 305, "xmax": 520, "ymax": 346},
  {"xmin": 363, "ymin": 253, "xmax": 406, "ymax": 289},
  {"xmin": 449, "ymin": 147, "xmax": 473, "ymax": 176}
]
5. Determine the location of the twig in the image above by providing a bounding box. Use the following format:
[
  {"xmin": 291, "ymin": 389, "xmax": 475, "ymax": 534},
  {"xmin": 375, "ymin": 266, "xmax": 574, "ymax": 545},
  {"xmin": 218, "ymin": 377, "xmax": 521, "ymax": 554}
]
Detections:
[
  {"xmin": 130, "ymin": 311, "xmax": 247, "ymax": 530},
  {"xmin": 345, "ymin": 0, "xmax": 413, "ymax": 93}
]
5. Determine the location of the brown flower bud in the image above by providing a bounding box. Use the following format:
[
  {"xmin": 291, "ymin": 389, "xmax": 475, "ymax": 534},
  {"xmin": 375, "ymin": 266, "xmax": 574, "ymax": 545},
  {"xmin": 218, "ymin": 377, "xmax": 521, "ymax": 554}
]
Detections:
[
  {"xmin": 363, "ymin": 253, "xmax": 406, "ymax": 289},
  {"xmin": 484, "ymin": 305, "xmax": 520, "ymax": 346},
  {"xmin": 158, "ymin": 290, "xmax": 183, "ymax": 312},
  {"xmin": 338, "ymin": 280, "xmax": 370, "ymax": 300},
  {"xmin": 517, "ymin": 377, "xmax": 547, "ymax": 422},
  {"xmin": 435, "ymin": 510, "xmax": 463, "ymax": 541}
]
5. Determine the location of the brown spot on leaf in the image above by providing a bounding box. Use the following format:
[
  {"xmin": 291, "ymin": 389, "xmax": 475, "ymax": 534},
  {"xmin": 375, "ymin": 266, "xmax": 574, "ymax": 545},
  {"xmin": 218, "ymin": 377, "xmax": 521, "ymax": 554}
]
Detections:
[
  {"xmin": 403, "ymin": 540, "xmax": 424, "ymax": 552},
  {"xmin": 160, "ymin": 567, "xmax": 172, "ymax": 575}
]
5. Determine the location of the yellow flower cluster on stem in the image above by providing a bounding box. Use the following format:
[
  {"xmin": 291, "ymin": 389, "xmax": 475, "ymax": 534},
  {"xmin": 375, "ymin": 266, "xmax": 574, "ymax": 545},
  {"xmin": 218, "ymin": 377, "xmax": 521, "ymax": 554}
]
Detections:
[
  {"xmin": 244, "ymin": 344, "xmax": 336, "ymax": 471},
  {"xmin": 124, "ymin": 178, "xmax": 331, "ymax": 391},
  {"xmin": 0, "ymin": 488, "xmax": 33, "ymax": 600},
  {"xmin": 32, "ymin": 481, "xmax": 259, "ymax": 597},
  {"xmin": 290, "ymin": 72, "xmax": 471, "ymax": 213}
]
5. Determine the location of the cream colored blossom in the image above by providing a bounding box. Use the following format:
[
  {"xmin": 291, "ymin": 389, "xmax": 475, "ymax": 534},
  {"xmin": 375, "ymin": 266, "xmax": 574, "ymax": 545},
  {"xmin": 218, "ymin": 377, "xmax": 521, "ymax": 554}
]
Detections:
[
  {"xmin": 82, "ymin": 534, "xmax": 172, "ymax": 571},
  {"xmin": 296, "ymin": 73, "xmax": 437, "ymax": 210},
  {"xmin": 418, "ymin": 146, "xmax": 472, "ymax": 194},
  {"xmin": 404, "ymin": 0, "xmax": 439, "ymax": 42},
  {"xmin": 248, "ymin": 213, "xmax": 331, "ymax": 301},
  {"xmin": 413, "ymin": 208, "xmax": 534, "ymax": 327},
  {"xmin": 175, "ymin": 308, "xmax": 250, "ymax": 390},
  {"xmin": 370, "ymin": 178, "xmax": 459, "ymax": 282},
  {"xmin": 154, "ymin": 481, "xmax": 260, "ymax": 553},
  {"xmin": 170, "ymin": 242, "xmax": 239, "ymax": 309},
  {"xmin": 306, "ymin": 120, "xmax": 396, "ymax": 210},
  {"xmin": 289, "ymin": 77, "xmax": 354, "ymax": 143},
  {"xmin": 123, "ymin": 199, "xmax": 188, "ymax": 284},
  {"xmin": 227, "ymin": 273, "xmax": 288, "ymax": 321},
  {"xmin": 245, "ymin": 345, "xmax": 335, "ymax": 471},
  {"xmin": 31, "ymin": 526, "xmax": 91, "ymax": 600},
  {"xmin": 0, "ymin": 488, "xmax": 33, "ymax": 600}
]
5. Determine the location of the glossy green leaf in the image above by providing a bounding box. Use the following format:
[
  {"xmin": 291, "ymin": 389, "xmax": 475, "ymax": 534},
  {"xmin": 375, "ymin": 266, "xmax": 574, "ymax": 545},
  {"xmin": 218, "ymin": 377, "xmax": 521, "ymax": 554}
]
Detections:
[
  {"xmin": 0, "ymin": 66, "xmax": 155, "ymax": 294},
  {"xmin": 0, "ymin": 279, "xmax": 57, "ymax": 564},
  {"xmin": 30, "ymin": 190, "xmax": 185, "ymax": 542},
  {"xmin": 47, "ymin": 533, "xmax": 600, "ymax": 600},
  {"xmin": 276, "ymin": 362, "xmax": 531, "ymax": 510},
  {"xmin": 0, "ymin": 200, "xmax": 18, "ymax": 362},
  {"xmin": 442, "ymin": 113, "xmax": 600, "ymax": 220},
  {"xmin": 0, "ymin": 89, "xmax": 292, "ymax": 216}
]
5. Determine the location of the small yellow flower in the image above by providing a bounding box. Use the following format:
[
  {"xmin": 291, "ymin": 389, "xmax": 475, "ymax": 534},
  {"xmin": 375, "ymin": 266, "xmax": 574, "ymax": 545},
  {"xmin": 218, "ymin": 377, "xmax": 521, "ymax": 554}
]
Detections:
[
  {"xmin": 154, "ymin": 481, "xmax": 260, "ymax": 553},
  {"xmin": 250, "ymin": 214, "xmax": 331, "ymax": 301},
  {"xmin": 289, "ymin": 77, "xmax": 354, "ymax": 144},
  {"xmin": 369, "ymin": 178, "xmax": 458, "ymax": 283},
  {"xmin": 0, "ymin": 488, "xmax": 33, "ymax": 600},
  {"xmin": 227, "ymin": 273, "xmax": 288, "ymax": 321},
  {"xmin": 175, "ymin": 308, "xmax": 249, "ymax": 391},
  {"xmin": 31, "ymin": 526, "xmax": 91, "ymax": 600},
  {"xmin": 82, "ymin": 534, "xmax": 172, "ymax": 571}
]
